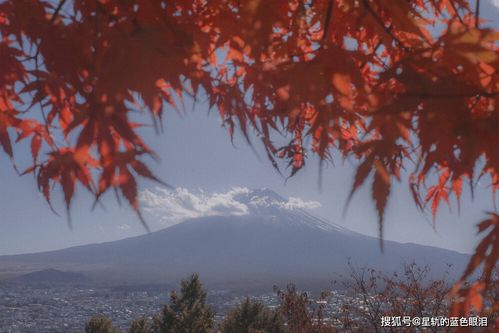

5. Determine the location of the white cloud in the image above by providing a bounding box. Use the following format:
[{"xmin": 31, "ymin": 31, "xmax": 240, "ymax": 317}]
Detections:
[
  {"xmin": 282, "ymin": 197, "xmax": 321, "ymax": 210},
  {"xmin": 140, "ymin": 187, "xmax": 320, "ymax": 226},
  {"xmin": 140, "ymin": 187, "xmax": 249, "ymax": 225}
]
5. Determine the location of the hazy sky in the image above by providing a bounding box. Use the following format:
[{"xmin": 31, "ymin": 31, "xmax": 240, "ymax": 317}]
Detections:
[{"xmin": 0, "ymin": 1, "xmax": 497, "ymax": 256}]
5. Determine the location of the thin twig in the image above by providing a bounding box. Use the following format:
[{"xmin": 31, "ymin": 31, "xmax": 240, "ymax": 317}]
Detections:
[
  {"xmin": 475, "ymin": 0, "xmax": 480, "ymax": 28},
  {"xmin": 387, "ymin": 91, "xmax": 498, "ymax": 99},
  {"xmin": 361, "ymin": 41, "xmax": 382, "ymax": 70},
  {"xmin": 322, "ymin": 0, "xmax": 334, "ymax": 41},
  {"xmin": 449, "ymin": 1, "xmax": 465, "ymax": 25},
  {"xmin": 361, "ymin": 0, "xmax": 408, "ymax": 51},
  {"xmin": 50, "ymin": 0, "xmax": 68, "ymax": 24}
]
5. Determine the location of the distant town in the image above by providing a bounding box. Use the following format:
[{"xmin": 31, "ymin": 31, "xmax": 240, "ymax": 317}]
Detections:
[{"xmin": 0, "ymin": 282, "xmax": 353, "ymax": 332}]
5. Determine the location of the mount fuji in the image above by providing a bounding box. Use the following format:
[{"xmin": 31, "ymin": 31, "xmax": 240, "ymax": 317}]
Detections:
[{"xmin": 0, "ymin": 189, "xmax": 469, "ymax": 290}]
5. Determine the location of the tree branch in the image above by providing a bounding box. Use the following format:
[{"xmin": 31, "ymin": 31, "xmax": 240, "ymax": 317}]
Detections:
[
  {"xmin": 50, "ymin": 0, "xmax": 67, "ymax": 24},
  {"xmin": 449, "ymin": 1, "xmax": 465, "ymax": 25},
  {"xmin": 361, "ymin": 0, "xmax": 408, "ymax": 51},
  {"xmin": 475, "ymin": 0, "xmax": 480, "ymax": 28},
  {"xmin": 322, "ymin": 0, "xmax": 334, "ymax": 41},
  {"xmin": 391, "ymin": 91, "xmax": 498, "ymax": 99}
]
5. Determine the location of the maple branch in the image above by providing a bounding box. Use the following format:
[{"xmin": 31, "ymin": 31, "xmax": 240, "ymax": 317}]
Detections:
[
  {"xmin": 475, "ymin": 0, "xmax": 480, "ymax": 28},
  {"xmin": 449, "ymin": 1, "xmax": 465, "ymax": 25},
  {"xmin": 33, "ymin": 56, "xmax": 49, "ymax": 127},
  {"xmin": 50, "ymin": 0, "xmax": 67, "ymax": 24},
  {"xmin": 361, "ymin": 0, "xmax": 408, "ymax": 51},
  {"xmin": 360, "ymin": 41, "xmax": 383, "ymax": 70},
  {"xmin": 392, "ymin": 91, "xmax": 499, "ymax": 99},
  {"xmin": 22, "ymin": 0, "xmax": 68, "ymax": 70},
  {"xmin": 322, "ymin": 0, "xmax": 334, "ymax": 41},
  {"xmin": 32, "ymin": 47, "xmax": 59, "ymax": 150}
]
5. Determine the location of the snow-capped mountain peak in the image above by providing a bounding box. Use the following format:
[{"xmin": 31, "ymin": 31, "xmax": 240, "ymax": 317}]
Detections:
[
  {"xmin": 231, "ymin": 188, "xmax": 350, "ymax": 233},
  {"xmin": 141, "ymin": 186, "xmax": 350, "ymax": 233}
]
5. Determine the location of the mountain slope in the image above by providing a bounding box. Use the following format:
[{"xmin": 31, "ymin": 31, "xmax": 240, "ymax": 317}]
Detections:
[
  {"xmin": 0, "ymin": 190, "xmax": 469, "ymax": 289},
  {"xmin": 11, "ymin": 269, "xmax": 91, "ymax": 284}
]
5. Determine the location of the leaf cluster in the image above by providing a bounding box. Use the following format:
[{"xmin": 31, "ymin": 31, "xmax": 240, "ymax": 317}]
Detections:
[{"xmin": 1, "ymin": 0, "xmax": 497, "ymax": 324}]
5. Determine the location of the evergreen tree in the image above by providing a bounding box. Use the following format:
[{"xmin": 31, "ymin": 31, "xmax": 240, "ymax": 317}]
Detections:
[
  {"xmin": 220, "ymin": 298, "xmax": 285, "ymax": 333},
  {"xmin": 85, "ymin": 315, "xmax": 121, "ymax": 333},
  {"xmin": 153, "ymin": 273, "xmax": 214, "ymax": 333}
]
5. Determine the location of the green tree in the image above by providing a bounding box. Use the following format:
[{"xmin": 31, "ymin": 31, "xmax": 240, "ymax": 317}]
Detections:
[
  {"xmin": 129, "ymin": 318, "xmax": 152, "ymax": 333},
  {"xmin": 220, "ymin": 298, "xmax": 285, "ymax": 333},
  {"xmin": 153, "ymin": 273, "xmax": 214, "ymax": 333},
  {"xmin": 85, "ymin": 315, "xmax": 121, "ymax": 333}
]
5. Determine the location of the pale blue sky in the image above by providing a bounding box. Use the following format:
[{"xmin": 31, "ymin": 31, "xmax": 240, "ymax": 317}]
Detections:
[
  {"xmin": 0, "ymin": 1, "xmax": 497, "ymax": 255},
  {"xmin": 0, "ymin": 105, "xmax": 495, "ymax": 255}
]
